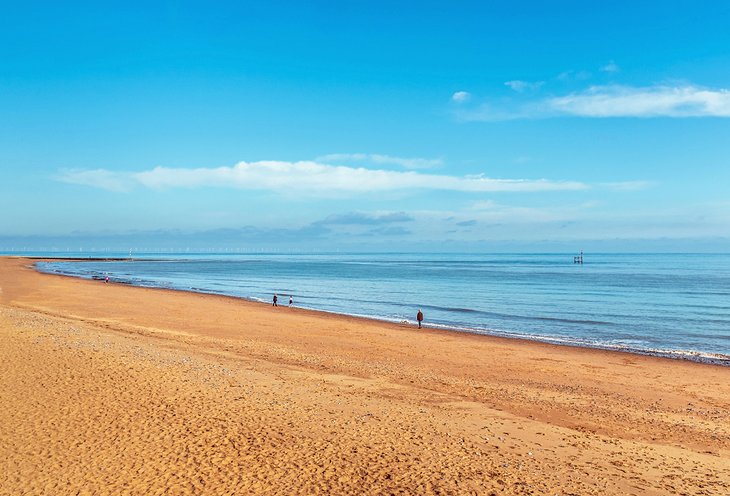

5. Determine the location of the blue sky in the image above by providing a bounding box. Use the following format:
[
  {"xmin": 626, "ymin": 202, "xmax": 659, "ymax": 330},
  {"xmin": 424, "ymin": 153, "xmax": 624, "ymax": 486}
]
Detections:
[{"xmin": 1, "ymin": 1, "xmax": 729, "ymax": 252}]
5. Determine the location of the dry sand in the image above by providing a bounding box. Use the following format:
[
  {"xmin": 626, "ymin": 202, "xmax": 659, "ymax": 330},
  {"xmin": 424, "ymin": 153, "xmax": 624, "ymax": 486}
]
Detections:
[{"xmin": 1, "ymin": 256, "xmax": 729, "ymax": 495}]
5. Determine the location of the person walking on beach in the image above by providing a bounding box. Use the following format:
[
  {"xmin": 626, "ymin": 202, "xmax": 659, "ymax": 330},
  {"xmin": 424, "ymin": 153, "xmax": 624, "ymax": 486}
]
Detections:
[
  {"xmin": 416, "ymin": 309, "xmax": 423, "ymax": 328},
  {"xmin": 289, "ymin": 295, "xmax": 293, "ymax": 306},
  {"xmin": 273, "ymin": 294, "xmax": 278, "ymax": 307}
]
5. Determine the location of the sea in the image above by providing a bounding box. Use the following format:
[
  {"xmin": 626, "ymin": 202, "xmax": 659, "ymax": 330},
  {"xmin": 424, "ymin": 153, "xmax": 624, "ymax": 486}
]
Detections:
[{"xmin": 30, "ymin": 252, "xmax": 730, "ymax": 365}]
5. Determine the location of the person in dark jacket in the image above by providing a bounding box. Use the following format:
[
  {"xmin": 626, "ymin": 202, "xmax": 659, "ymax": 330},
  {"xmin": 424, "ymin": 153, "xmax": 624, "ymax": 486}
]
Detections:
[
  {"xmin": 416, "ymin": 309, "xmax": 424, "ymax": 328},
  {"xmin": 273, "ymin": 294, "xmax": 278, "ymax": 306}
]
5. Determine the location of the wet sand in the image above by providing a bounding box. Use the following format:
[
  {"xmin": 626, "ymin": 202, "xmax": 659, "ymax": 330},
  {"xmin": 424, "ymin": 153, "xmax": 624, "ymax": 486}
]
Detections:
[{"xmin": 1, "ymin": 256, "xmax": 729, "ymax": 495}]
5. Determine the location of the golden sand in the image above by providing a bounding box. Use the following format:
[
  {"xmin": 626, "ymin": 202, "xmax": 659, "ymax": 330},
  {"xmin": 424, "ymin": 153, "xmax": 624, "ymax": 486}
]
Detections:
[{"xmin": 1, "ymin": 257, "xmax": 729, "ymax": 495}]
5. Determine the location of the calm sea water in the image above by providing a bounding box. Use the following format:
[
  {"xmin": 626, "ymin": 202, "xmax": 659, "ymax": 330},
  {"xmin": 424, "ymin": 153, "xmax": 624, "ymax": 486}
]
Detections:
[{"xmin": 34, "ymin": 253, "xmax": 730, "ymax": 364}]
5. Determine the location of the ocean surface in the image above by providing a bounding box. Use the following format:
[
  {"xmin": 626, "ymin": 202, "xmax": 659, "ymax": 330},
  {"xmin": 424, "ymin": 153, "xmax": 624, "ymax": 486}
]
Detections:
[{"xmin": 32, "ymin": 253, "xmax": 730, "ymax": 364}]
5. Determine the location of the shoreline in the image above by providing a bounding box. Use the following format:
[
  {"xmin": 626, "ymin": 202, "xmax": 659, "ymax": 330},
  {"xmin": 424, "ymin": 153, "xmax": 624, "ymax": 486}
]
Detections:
[
  {"xmin": 2, "ymin": 255, "xmax": 730, "ymax": 494},
  {"xmin": 33, "ymin": 256, "xmax": 730, "ymax": 367}
]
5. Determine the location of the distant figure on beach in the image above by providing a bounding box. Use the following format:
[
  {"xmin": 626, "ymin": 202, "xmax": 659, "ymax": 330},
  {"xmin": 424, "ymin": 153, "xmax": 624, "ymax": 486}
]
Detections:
[
  {"xmin": 416, "ymin": 309, "xmax": 423, "ymax": 328},
  {"xmin": 104, "ymin": 275, "xmax": 109, "ymax": 283},
  {"xmin": 273, "ymin": 294, "xmax": 278, "ymax": 307},
  {"xmin": 289, "ymin": 295, "xmax": 293, "ymax": 306}
]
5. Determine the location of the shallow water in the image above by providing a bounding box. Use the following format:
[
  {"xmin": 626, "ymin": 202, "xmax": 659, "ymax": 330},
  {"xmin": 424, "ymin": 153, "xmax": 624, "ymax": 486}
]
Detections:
[{"xmin": 35, "ymin": 252, "xmax": 730, "ymax": 363}]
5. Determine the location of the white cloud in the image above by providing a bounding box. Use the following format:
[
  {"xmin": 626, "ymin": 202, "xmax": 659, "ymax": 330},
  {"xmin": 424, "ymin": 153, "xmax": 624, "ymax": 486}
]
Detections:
[
  {"xmin": 504, "ymin": 80, "xmax": 544, "ymax": 92},
  {"xmin": 451, "ymin": 91, "xmax": 471, "ymax": 103},
  {"xmin": 548, "ymin": 85, "xmax": 730, "ymax": 117},
  {"xmin": 316, "ymin": 153, "xmax": 442, "ymax": 169},
  {"xmin": 58, "ymin": 161, "xmax": 589, "ymax": 195},
  {"xmin": 600, "ymin": 61, "xmax": 620, "ymax": 73},
  {"xmin": 456, "ymin": 84, "xmax": 730, "ymax": 120},
  {"xmin": 601, "ymin": 181, "xmax": 653, "ymax": 191},
  {"xmin": 56, "ymin": 168, "xmax": 133, "ymax": 192},
  {"xmin": 317, "ymin": 153, "xmax": 369, "ymax": 162}
]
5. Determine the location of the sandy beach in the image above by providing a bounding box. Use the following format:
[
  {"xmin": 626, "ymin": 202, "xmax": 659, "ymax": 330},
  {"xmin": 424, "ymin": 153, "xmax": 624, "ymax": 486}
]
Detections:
[{"xmin": 1, "ymin": 257, "xmax": 729, "ymax": 495}]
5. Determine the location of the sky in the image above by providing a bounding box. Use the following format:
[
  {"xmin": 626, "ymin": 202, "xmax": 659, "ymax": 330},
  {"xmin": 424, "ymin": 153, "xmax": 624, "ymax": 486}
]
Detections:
[{"xmin": 1, "ymin": 1, "xmax": 729, "ymax": 252}]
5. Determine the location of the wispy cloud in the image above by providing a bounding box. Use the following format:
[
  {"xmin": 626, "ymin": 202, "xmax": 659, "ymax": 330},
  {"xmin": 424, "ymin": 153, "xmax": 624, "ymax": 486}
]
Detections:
[
  {"xmin": 465, "ymin": 199, "xmax": 602, "ymax": 224},
  {"xmin": 600, "ymin": 60, "xmax": 620, "ymax": 73},
  {"xmin": 456, "ymin": 84, "xmax": 730, "ymax": 120},
  {"xmin": 451, "ymin": 91, "xmax": 471, "ymax": 103},
  {"xmin": 316, "ymin": 153, "xmax": 442, "ymax": 170},
  {"xmin": 362, "ymin": 226, "xmax": 412, "ymax": 237},
  {"xmin": 601, "ymin": 180, "xmax": 653, "ymax": 191},
  {"xmin": 467, "ymin": 200, "xmax": 571, "ymax": 223},
  {"xmin": 504, "ymin": 80, "xmax": 544, "ymax": 92},
  {"xmin": 56, "ymin": 168, "xmax": 133, "ymax": 192},
  {"xmin": 557, "ymin": 70, "xmax": 592, "ymax": 81},
  {"xmin": 315, "ymin": 211, "xmax": 413, "ymax": 226},
  {"xmin": 548, "ymin": 85, "xmax": 730, "ymax": 117},
  {"xmin": 58, "ymin": 161, "xmax": 589, "ymax": 195}
]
